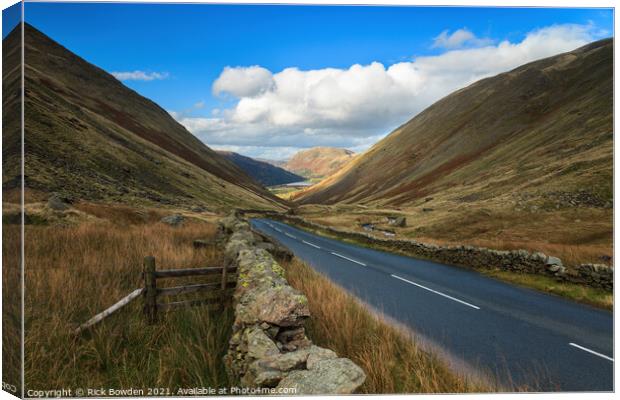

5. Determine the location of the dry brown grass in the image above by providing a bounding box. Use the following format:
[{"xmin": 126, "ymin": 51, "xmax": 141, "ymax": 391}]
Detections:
[
  {"xmin": 8, "ymin": 210, "xmax": 233, "ymax": 392},
  {"xmin": 2, "ymin": 206, "xmax": 22, "ymax": 395},
  {"xmin": 282, "ymin": 258, "xmax": 492, "ymax": 394},
  {"xmin": 298, "ymin": 205, "xmax": 613, "ymax": 267}
]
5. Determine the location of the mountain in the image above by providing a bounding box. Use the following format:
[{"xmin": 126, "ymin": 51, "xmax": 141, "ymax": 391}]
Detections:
[
  {"xmin": 297, "ymin": 39, "xmax": 612, "ymax": 210},
  {"xmin": 3, "ymin": 24, "xmax": 285, "ymax": 212},
  {"xmin": 284, "ymin": 147, "xmax": 356, "ymax": 179},
  {"xmin": 217, "ymin": 151, "xmax": 304, "ymax": 186},
  {"xmin": 256, "ymin": 158, "xmax": 287, "ymax": 169}
]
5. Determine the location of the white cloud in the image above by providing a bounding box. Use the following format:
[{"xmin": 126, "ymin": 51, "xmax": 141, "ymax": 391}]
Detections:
[
  {"xmin": 432, "ymin": 28, "xmax": 493, "ymax": 49},
  {"xmin": 212, "ymin": 66, "xmax": 274, "ymax": 97},
  {"xmin": 112, "ymin": 70, "xmax": 169, "ymax": 81},
  {"xmin": 176, "ymin": 23, "xmax": 603, "ymax": 159}
]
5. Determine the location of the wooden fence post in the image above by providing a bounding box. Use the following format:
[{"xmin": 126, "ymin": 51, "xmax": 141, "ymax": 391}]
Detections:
[
  {"xmin": 143, "ymin": 256, "xmax": 157, "ymax": 324},
  {"xmin": 220, "ymin": 264, "xmax": 228, "ymax": 306}
]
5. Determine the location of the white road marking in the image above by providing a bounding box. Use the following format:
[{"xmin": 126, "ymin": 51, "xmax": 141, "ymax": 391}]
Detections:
[
  {"xmin": 302, "ymin": 240, "xmax": 321, "ymax": 249},
  {"xmin": 391, "ymin": 274, "xmax": 480, "ymax": 310},
  {"xmin": 284, "ymin": 232, "xmax": 297, "ymax": 239},
  {"xmin": 274, "ymin": 228, "xmax": 283, "ymax": 233},
  {"xmin": 330, "ymin": 252, "xmax": 367, "ymax": 266},
  {"xmin": 569, "ymin": 343, "xmax": 614, "ymax": 362}
]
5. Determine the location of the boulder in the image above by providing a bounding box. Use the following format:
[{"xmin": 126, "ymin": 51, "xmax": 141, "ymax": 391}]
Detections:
[
  {"xmin": 254, "ymin": 347, "xmax": 311, "ymax": 372},
  {"xmin": 545, "ymin": 256, "xmax": 564, "ymax": 273},
  {"xmin": 230, "ymin": 229, "xmax": 256, "ymax": 246},
  {"xmin": 236, "ymin": 283, "xmax": 310, "ymax": 327},
  {"xmin": 306, "ymin": 346, "xmax": 338, "ymax": 369},
  {"xmin": 47, "ymin": 194, "xmax": 70, "ymax": 211},
  {"xmin": 160, "ymin": 214, "xmax": 184, "ymax": 226},
  {"xmin": 256, "ymin": 242, "xmax": 276, "ymax": 252},
  {"xmin": 245, "ymin": 327, "xmax": 280, "ymax": 359},
  {"xmin": 275, "ymin": 358, "xmax": 366, "ymax": 394},
  {"xmin": 251, "ymin": 369, "xmax": 284, "ymax": 387},
  {"xmin": 220, "ymin": 212, "xmax": 242, "ymax": 233},
  {"xmin": 225, "ymin": 239, "xmax": 253, "ymax": 261}
]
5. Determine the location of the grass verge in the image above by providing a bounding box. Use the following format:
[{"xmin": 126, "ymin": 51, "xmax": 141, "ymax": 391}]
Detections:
[
  {"xmin": 281, "ymin": 257, "xmax": 492, "ymax": 394},
  {"xmin": 484, "ymin": 269, "xmax": 612, "ymax": 310},
  {"xmin": 276, "ymin": 219, "xmax": 612, "ymax": 310},
  {"xmin": 6, "ymin": 215, "xmax": 233, "ymax": 392}
]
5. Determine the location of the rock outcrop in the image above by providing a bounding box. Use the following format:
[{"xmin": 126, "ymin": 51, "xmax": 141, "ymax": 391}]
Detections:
[
  {"xmin": 220, "ymin": 213, "xmax": 366, "ymax": 393},
  {"xmin": 160, "ymin": 214, "xmax": 184, "ymax": 226}
]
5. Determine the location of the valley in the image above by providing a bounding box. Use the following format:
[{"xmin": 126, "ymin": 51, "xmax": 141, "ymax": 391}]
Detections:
[
  {"xmin": 293, "ymin": 38, "xmax": 613, "ymax": 269},
  {"xmin": 2, "ymin": 13, "xmax": 614, "ymax": 396}
]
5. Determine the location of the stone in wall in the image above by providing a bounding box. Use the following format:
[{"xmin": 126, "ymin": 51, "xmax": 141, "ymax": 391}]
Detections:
[{"xmin": 221, "ymin": 213, "xmax": 366, "ymax": 394}]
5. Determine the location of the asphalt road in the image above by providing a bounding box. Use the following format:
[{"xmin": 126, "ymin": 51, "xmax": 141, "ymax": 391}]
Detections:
[{"xmin": 251, "ymin": 218, "xmax": 614, "ymax": 392}]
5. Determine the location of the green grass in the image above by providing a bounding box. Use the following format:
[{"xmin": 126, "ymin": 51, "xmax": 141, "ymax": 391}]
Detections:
[{"xmin": 483, "ymin": 270, "xmax": 612, "ymax": 310}]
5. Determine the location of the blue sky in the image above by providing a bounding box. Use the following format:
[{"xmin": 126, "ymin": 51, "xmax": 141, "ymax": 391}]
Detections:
[
  {"xmin": 2, "ymin": 1, "xmax": 20, "ymax": 37},
  {"xmin": 17, "ymin": 3, "xmax": 614, "ymax": 159}
]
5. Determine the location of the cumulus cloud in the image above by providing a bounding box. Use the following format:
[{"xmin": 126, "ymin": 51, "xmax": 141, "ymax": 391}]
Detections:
[
  {"xmin": 112, "ymin": 70, "xmax": 169, "ymax": 81},
  {"xmin": 176, "ymin": 23, "xmax": 603, "ymax": 160},
  {"xmin": 212, "ymin": 66, "xmax": 274, "ymax": 97},
  {"xmin": 432, "ymin": 28, "xmax": 493, "ymax": 49}
]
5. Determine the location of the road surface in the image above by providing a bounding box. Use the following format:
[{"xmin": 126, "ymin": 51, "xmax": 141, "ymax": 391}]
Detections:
[{"xmin": 251, "ymin": 218, "xmax": 613, "ymax": 392}]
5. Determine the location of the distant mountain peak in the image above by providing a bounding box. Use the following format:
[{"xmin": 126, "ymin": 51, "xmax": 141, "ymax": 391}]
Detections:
[{"xmin": 284, "ymin": 147, "xmax": 356, "ymax": 179}]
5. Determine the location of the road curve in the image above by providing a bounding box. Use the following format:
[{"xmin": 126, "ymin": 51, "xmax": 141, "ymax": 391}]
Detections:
[{"xmin": 251, "ymin": 218, "xmax": 613, "ymax": 392}]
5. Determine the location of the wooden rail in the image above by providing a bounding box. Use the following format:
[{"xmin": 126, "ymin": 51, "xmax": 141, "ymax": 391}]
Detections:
[
  {"xmin": 143, "ymin": 256, "xmax": 235, "ymax": 324},
  {"xmin": 157, "ymin": 282, "xmax": 235, "ymax": 297},
  {"xmin": 73, "ymin": 288, "xmax": 144, "ymax": 335},
  {"xmin": 154, "ymin": 266, "xmax": 237, "ymax": 278},
  {"xmin": 74, "ymin": 256, "xmax": 236, "ymax": 334}
]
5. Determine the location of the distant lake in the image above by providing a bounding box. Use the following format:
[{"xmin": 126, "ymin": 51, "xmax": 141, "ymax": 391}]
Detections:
[{"xmin": 285, "ymin": 181, "xmax": 313, "ymax": 187}]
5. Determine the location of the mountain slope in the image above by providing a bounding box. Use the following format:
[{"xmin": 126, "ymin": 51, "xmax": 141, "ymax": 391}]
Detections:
[
  {"xmin": 285, "ymin": 147, "xmax": 355, "ymax": 179},
  {"xmin": 217, "ymin": 151, "xmax": 304, "ymax": 186},
  {"xmin": 4, "ymin": 24, "xmax": 284, "ymax": 211},
  {"xmin": 297, "ymin": 39, "xmax": 612, "ymax": 209}
]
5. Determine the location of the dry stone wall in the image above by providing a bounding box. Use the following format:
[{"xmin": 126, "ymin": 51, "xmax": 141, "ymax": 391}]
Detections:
[
  {"xmin": 219, "ymin": 213, "xmax": 366, "ymax": 394},
  {"xmin": 259, "ymin": 213, "xmax": 612, "ymax": 291}
]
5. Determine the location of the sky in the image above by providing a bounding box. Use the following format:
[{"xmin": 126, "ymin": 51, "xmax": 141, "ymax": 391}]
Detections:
[{"xmin": 17, "ymin": 3, "xmax": 614, "ymax": 160}]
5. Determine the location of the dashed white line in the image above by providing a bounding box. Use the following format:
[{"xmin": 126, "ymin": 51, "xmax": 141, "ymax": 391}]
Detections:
[
  {"xmin": 330, "ymin": 252, "xmax": 366, "ymax": 266},
  {"xmin": 569, "ymin": 343, "xmax": 614, "ymax": 362},
  {"xmin": 302, "ymin": 240, "xmax": 321, "ymax": 249},
  {"xmin": 284, "ymin": 232, "xmax": 297, "ymax": 239},
  {"xmin": 274, "ymin": 228, "xmax": 283, "ymax": 233},
  {"xmin": 391, "ymin": 274, "xmax": 480, "ymax": 310}
]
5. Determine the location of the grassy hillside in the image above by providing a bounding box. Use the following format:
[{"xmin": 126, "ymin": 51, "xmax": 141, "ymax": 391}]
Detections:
[
  {"xmin": 295, "ymin": 39, "xmax": 612, "ymax": 266},
  {"xmin": 3, "ymin": 204, "xmax": 232, "ymax": 391},
  {"xmin": 2, "ymin": 22, "xmax": 22, "ymax": 395},
  {"xmin": 217, "ymin": 151, "xmax": 304, "ymax": 186},
  {"xmin": 3, "ymin": 24, "xmax": 285, "ymax": 212},
  {"xmin": 285, "ymin": 147, "xmax": 356, "ymax": 179}
]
